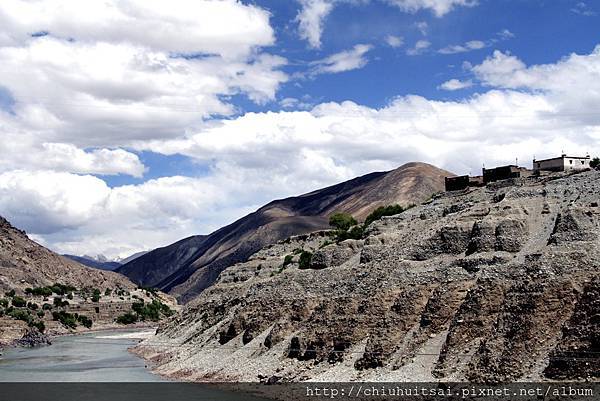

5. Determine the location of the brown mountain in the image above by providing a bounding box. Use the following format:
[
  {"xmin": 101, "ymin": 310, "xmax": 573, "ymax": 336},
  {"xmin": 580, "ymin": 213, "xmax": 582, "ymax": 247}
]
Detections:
[
  {"xmin": 118, "ymin": 162, "xmax": 453, "ymax": 302},
  {"xmin": 0, "ymin": 216, "xmax": 134, "ymax": 293}
]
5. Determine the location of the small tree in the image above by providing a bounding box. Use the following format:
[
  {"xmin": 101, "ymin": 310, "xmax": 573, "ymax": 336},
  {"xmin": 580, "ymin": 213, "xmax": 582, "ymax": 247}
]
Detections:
[
  {"xmin": 591, "ymin": 157, "xmax": 600, "ymax": 169},
  {"xmin": 328, "ymin": 213, "xmax": 357, "ymax": 231},
  {"xmin": 11, "ymin": 296, "xmax": 27, "ymax": 307},
  {"xmin": 364, "ymin": 204, "xmax": 405, "ymax": 227},
  {"xmin": 282, "ymin": 255, "xmax": 294, "ymax": 268},
  {"xmin": 298, "ymin": 251, "xmax": 313, "ymax": 269}
]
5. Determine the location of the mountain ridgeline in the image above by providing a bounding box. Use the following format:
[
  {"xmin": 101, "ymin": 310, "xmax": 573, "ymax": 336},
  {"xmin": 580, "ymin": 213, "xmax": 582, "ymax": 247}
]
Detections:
[{"xmin": 117, "ymin": 162, "xmax": 452, "ymax": 302}]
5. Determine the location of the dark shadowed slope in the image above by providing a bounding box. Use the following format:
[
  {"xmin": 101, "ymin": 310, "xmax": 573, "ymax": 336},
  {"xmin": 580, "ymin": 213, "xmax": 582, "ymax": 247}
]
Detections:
[{"xmin": 118, "ymin": 162, "xmax": 453, "ymax": 302}]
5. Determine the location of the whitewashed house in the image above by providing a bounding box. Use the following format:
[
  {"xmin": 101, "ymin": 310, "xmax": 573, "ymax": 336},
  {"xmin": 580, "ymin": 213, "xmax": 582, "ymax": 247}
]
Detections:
[{"xmin": 533, "ymin": 154, "xmax": 591, "ymax": 172}]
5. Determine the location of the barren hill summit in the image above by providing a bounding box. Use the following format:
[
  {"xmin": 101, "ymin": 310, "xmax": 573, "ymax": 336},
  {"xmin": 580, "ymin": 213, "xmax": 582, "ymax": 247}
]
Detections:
[{"xmin": 118, "ymin": 162, "xmax": 452, "ymax": 302}]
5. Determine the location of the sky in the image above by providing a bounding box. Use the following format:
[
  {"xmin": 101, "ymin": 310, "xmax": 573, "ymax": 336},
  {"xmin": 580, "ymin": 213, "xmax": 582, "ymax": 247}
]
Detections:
[{"xmin": 0, "ymin": 0, "xmax": 599, "ymax": 259}]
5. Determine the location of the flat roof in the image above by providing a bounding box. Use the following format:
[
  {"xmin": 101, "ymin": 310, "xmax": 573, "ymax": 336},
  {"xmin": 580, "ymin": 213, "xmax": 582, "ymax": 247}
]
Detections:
[{"xmin": 534, "ymin": 155, "xmax": 590, "ymax": 163}]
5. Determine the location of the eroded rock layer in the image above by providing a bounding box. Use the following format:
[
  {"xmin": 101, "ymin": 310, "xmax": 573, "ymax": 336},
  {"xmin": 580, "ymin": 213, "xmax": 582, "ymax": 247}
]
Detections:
[{"xmin": 136, "ymin": 170, "xmax": 600, "ymax": 382}]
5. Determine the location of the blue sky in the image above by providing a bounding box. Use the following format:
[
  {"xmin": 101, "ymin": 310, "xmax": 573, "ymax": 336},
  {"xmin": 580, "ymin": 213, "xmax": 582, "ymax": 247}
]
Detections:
[
  {"xmin": 95, "ymin": 0, "xmax": 600, "ymax": 188},
  {"xmin": 0, "ymin": 0, "xmax": 598, "ymax": 258}
]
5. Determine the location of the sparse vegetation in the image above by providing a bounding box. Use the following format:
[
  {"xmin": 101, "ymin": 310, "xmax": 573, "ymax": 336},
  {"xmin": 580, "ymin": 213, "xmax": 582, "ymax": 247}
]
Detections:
[
  {"xmin": 6, "ymin": 289, "xmax": 16, "ymax": 297},
  {"xmin": 298, "ymin": 251, "xmax": 313, "ymax": 269},
  {"xmin": 52, "ymin": 311, "xmax": 78, "ymax": 329},
  {"xmin": 329, "ymin": 212, "xmax": 358, "ymax": 231},
  {"xmin": 364, "ymin": 204, "xmax": 406, "ymax": 227},
  {"xmin": 0, "ymin": 298, "xmax": 8, "ymax": 307},
  {"xmin": 11, "ymin": 296, "xmax": 27, "ymax": 307},
  {"xmin": 117, "ymin": 299, "xmax": 173, "ymax": 325},
  {"xmin": 77, "ymin": 315, "xmax": 93, "ymax": 329},
  {"xmin": 9, "ymin": 308, "xmax": 32, "ymax": 324},
  {"xmin": 591, "ymin": 157, "xmax": 600, "ymax": 169},
  {"xmin": 336, "ymin": 225, "xmax": 364, "ymax": 241},
  {"xmin": 116, "ymin": 312, "xmax": 138, "ymax": 325},
  {"xmin": 53, "ymin": 297, "xmax": 69, "ymax": 307},
  {"xmin": 32, "ymin": 320, "xmax": 45, "ymax": 333},
  {"xmin": 328, "ymin": 205, "xmax": 413, "ymax": 243},
  {"xmin": 91, "ymin": 288, "xmax": 101, "ymax": 302},
  {"xmin": 283, "ymin": 254, "xmax": 294, "ymax": 268}
]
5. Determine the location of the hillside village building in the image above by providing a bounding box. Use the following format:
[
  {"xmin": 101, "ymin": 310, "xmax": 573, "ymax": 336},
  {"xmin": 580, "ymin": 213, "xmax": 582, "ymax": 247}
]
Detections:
[
  {"xmin": 533, "ymin": 154, "xmax": 591, "ymax": 172},
  {"xmin": 445, "ymin": 153, "xmax": 592, "ymax": 192}
]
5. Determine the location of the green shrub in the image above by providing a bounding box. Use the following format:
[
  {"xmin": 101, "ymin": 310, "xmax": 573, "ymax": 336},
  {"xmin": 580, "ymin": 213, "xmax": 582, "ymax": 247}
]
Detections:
[
  {"xmin": 53, "ymin": 297, "xmax": 69, "ymax": 308},
  {"xmin": 160, "ymin": 303, "xmax": 174, "ymax": 317},
  {"xmin": 77, "ymin": 315, "xmax": 93, "ymax": 329},
  {"xmin": 49, "ymin": 283, "xmax": 76, "ymax": 296},
  {"xmin": 104, "ymin": 288, "xmax": 112, "ymax": 296},
  {"xmin": 12, "ymin": 296, "xmax": 27, "ymax": 307},
  {"xmin": 116, "ymin": 312, "xmax": 138, "ymax": 325},
  {"xmin": 30, "ymin": 287, "xmax": 53, "ymax": 297},
  {"xmin": 591, "ymin": 157, "xmax": 600, "ymax": 169},
  {"xmin": 298, "ymin": 251, "xmax": 313, "ymax": 269},
  {"xmin": 331, "ymin": 214, "xmax": 355, "ymax": 230},
  {"xmin": 328, "ymin": 213, "xmax": 357, "ymax": 231},
  {"xmin": 67, "ymin": 292, "xmax": 73, "ymax": 300},
  {"xmin": 52, "ymin": 311, "xmax": 77, "ymax": 329},
  {"xmin": 6, "ymin": 289, "xmax": 16, "ymax": 297},
  {"xmin": 91, "ymin": 294, "xmax": 101, "ymax": 302},
  {"xmin": 0, "ymin": 298, "xmax": 8, "ymax": 307},
  {"xmin": 27, "ymin": 302, "xmax": 39, "ymax": 310},
  {"xmin": 31, "ymin": 320, "xmax": 45, "ymax": 333},
  {"xmin": 337, "ymin": 225, "xmax": 364, "ymax": 241},
  {"xmin": 282, "ymin": 255, "xmax": 294, "ymax": 268},
  {"xmin": 37, "ymin": 310, "xmax": 45, "ymax": 318},
  {"xmin": 42, "ymin": 303, "xmax": 52, "ymax": 310},
  {"xmin": 364, "ymin": 204, "xmax": 405, "ymax": 227},
  {"xmin": 9, "ymin": 308, "xmax": 32, "ymax": 324}
]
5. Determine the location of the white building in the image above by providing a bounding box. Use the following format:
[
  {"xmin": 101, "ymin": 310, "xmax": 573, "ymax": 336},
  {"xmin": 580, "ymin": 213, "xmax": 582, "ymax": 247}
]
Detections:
[{"xmin": 533, "ymin": 154, "xmax": 591, "ymax": 172}]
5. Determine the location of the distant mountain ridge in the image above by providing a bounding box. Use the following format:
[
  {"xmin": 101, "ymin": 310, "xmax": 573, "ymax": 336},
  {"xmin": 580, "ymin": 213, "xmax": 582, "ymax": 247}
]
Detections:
[
  {"xmin": 118, "ymin": 162, "xmax": 453, "ymax": 302},
  {"xmin": 63, "ymin": 251, "xmax": 149, "ymax": 271},
  {"xmin": 63, "ymin": 255, "xmax": 122, "ymax": 271}
]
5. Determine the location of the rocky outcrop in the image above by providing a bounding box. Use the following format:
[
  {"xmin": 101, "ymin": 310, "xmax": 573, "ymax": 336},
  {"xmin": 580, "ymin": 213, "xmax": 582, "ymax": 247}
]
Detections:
[
  {"xmin": 310, "ymin": 240, "xmax": 362, "ymax": 269},
  {"xmin": 15, "ymin": 328, "xmax": 51, "ymax": 347},
  {"xmin": 135, "ymin": 169, "xmax": 600, "ymax": 382}
]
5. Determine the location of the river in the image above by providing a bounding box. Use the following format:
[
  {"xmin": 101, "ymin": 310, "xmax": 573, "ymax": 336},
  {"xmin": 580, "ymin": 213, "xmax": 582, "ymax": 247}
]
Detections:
[
  {"xmin": 0, "ymin": 330, "xmax": 273, "ymax": 401},
  {"xmin": 0, "ymin": 329, "xmax": 162, "ymax": 382}
]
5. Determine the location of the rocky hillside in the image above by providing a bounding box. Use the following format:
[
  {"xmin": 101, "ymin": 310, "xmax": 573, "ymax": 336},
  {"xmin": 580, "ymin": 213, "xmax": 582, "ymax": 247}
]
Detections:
[
  {"xmin": 135, "ymin": 169, "xmax": 600, "ymax": 382},
  {"xmin": 0, "ymin": 216, "xmax": 134, "ymax": 293},
  {"xmin": 119, "ymin": 162, "xmax": 451, "ymax": 302},
  {"xmin": 0, "ymin": 215, "xmax": 178, "ymax": 346}
]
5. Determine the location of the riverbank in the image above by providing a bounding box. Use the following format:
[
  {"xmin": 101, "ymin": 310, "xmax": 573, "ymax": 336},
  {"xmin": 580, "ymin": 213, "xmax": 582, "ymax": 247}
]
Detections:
[{"xmin": 0, "ymin": 322, "xmax": 157, "ymax": 358}]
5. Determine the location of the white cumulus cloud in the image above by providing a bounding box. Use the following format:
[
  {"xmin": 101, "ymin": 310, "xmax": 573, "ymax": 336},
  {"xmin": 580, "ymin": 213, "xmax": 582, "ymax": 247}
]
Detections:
[
  {"xmin": 438, "ymin": 79, "xmax": 474, "ymax": 91},
  {"xmin": 296, "ymin": 0, "xmax": 335, "ymax": 49},
  {"xmin": 309, "ymin": 44, "xmax": 373, "ymax": 75},
  {"xmin": 407, "ymin": 40, "xmax": 431, "ymax": 55}
]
